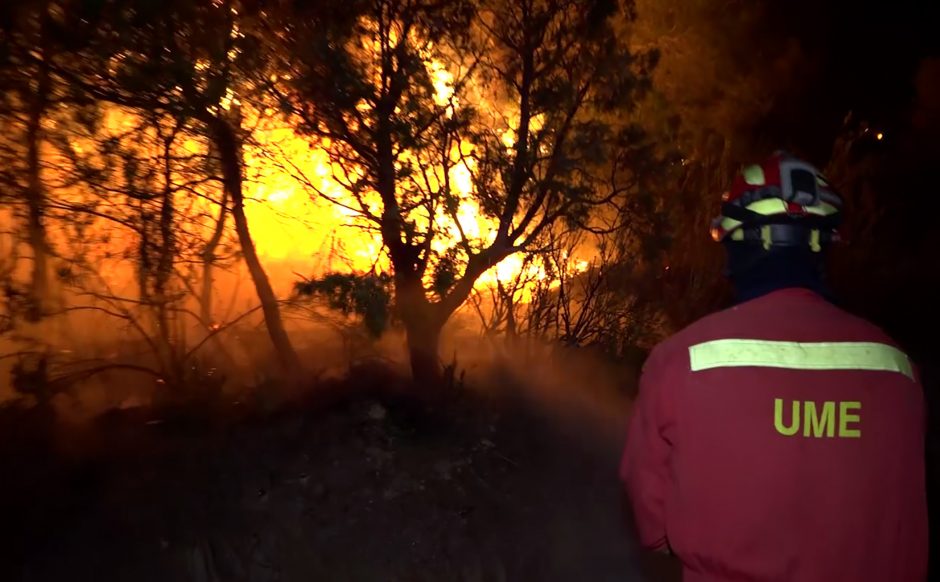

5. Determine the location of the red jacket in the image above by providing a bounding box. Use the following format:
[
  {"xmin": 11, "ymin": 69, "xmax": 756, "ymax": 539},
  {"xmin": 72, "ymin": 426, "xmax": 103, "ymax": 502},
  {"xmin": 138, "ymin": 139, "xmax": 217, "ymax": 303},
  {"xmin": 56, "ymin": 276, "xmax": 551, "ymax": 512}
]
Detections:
[{"xmin": 620, "ymin": 288, "xmax": 928, "ymax": 582}]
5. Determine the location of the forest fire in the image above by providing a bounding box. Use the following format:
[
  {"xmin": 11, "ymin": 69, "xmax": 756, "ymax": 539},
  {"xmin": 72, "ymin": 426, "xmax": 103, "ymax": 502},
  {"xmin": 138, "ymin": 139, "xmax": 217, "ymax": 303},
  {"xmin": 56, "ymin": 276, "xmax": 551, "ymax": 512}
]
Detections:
[
  {"xmin": 1, "ymin": 0, "xmax": 614, "ymax": 406},
  {"xmin": 241, "ymin": 118, "xmax": 540, "ymax": 284},
  {"xmin": 1, "ymin": 1, "xmax": 937, "ymax": 582}
]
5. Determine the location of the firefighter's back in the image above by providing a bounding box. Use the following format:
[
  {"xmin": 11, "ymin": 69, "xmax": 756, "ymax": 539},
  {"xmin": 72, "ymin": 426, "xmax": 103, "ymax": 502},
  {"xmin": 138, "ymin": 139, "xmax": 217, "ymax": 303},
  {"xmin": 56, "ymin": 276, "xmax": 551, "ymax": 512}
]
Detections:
[{"xmin": 662, "ymin": 288, "xmax": 927, "ymax": 582}]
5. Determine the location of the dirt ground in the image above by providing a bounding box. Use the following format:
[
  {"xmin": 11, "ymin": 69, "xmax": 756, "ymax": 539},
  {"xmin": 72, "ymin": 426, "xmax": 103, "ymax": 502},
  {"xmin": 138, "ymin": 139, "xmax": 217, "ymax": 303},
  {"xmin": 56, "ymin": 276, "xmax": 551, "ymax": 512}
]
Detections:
[{"xmin": 0, "ymin": 379, "xmax": 646, "ymax": 582}]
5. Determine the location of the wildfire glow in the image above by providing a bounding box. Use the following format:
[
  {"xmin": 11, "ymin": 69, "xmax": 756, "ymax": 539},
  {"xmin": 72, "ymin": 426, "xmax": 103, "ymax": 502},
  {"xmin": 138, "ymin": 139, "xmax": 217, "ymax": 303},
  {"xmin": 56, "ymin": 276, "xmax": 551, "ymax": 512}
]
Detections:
[
  {"xmin": 25, "ymin": 55, "xmax": 591, "ymax": 313},
  {"xmin": 234, "ymin": 63, "xmax": 558, "ymax": 293},
  {"xmin": 237, "ymin": 120, "xmax": 581, "ymax": 299}
]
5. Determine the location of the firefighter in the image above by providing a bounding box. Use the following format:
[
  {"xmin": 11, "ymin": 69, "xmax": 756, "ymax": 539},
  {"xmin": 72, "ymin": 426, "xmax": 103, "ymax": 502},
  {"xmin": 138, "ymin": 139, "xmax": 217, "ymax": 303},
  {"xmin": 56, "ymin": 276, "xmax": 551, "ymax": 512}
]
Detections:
[{"xmin": 620, "ymin": 152, "xmax": 928, "ymax": 582}]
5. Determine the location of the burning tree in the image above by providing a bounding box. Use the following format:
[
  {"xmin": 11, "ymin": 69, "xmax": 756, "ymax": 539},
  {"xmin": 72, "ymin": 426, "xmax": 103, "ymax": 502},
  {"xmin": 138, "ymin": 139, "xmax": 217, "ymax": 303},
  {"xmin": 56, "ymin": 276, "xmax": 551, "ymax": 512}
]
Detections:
[
  {"xmin": 276, "ymin": 0, "xmax": 657, "ymax": 384},
  {"xmin": 50, "ymin": 0, "xmax": 306, "ymax": 378},
  {"xmin": 45, "ymin": 103, "xmax": 237, "ymax": 387}
]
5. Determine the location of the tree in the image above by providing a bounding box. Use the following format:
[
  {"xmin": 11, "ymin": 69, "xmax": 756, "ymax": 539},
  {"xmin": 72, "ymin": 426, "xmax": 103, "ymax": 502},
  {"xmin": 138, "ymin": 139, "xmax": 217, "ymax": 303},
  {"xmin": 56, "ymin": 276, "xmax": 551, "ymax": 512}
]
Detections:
[
  {"xmin": 199, "ymin": 146, "xmax": 230, "ymax": 327},
  {"xmin": 54, "ymin": 0, "xmax": 304, "ymax": 377},
  {"xmin": 296, "ymin": 271, "xmax": 393, "ymax": 339},
  {"xmin": 468, "ymin": 214, "xmax": 665, "ymax": 367},
  {"xmin": 45, "ymin": 102, "xmax": 226, "ymax": 386},
  {"xmin": 622, "ymin": 0, "xmax": 816, "ymax": 330},
  {"xmin": 0, "ymin": 0, "xmax": 62, "ymax": 320},
  {"xmin": 277, "ymin": 0, "xmax": 656, "ymax": 384}
]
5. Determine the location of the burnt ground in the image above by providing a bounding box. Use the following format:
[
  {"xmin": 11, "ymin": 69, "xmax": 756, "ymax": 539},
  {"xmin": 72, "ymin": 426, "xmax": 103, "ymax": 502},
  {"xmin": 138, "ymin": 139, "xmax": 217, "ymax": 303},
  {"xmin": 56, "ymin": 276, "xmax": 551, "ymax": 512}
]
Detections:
[{"xmin": 0, "ymin": 381, "xmax": 645, "ymax": 582}]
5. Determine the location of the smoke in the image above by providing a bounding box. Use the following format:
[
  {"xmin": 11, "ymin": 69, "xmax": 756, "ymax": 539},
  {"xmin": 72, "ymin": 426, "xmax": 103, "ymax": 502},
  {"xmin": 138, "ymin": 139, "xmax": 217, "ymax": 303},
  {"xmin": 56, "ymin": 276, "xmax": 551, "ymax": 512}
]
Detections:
[
  {"xmin": 1, "ymin": 241, "xmax": 643, "ymax": 456},
  {"xmin": 443, "ymin": 321, "xmax": 638, "ymax": 446}
]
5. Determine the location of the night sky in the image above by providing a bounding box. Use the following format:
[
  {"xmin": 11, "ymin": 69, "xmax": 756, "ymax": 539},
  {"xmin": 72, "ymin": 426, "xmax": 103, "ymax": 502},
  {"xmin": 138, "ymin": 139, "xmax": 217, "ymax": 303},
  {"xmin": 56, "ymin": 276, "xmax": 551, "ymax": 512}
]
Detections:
[{"xmin": 759, "ymin": 0, "xmax": 940, "ymax": 161}]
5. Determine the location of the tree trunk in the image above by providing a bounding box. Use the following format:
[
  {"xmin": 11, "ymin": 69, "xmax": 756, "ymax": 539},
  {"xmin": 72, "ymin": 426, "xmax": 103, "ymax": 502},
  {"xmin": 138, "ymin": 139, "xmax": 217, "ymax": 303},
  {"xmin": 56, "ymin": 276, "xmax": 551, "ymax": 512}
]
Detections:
[
  {"xmin": 200, "ymin": 257, "xmax": 215, "ymax": 326},
  {"xmin": 396, "ymin": 276, "xmax": 444, "ymax": 388},
  {"xmin": 197, "ymin": 190, "xmax": 238, "ymax": 373},
  {"xmin": 200, "ymin": 191, "xmax": 228, "ymax": 325},
  {"xmin": 394, "ymin": 253, "xmax": 506, "ymax": 388},
  {"xmin": 404, "ymin": 311, "xmax": 444, "ymax": 388},
  {"xmin": 210, "ymin": 117, "xmax": 302, "ymax": 378},
  {"xmin": 24, "ymin": 23, "xmax": 51, "ymax": 321},
  {"xmin": 154, "ymin": 133, "xmax": 179, "ymax": 384}
]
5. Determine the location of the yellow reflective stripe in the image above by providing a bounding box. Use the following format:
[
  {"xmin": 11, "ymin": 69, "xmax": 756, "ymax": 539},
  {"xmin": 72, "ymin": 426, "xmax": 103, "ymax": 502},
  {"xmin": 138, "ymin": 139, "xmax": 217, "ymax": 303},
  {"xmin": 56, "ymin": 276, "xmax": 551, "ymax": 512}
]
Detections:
[
  {"xmin": 732, "ymin": 199, "xmax": 841, "ymax": 218},
  {"xmin": 720, "ymin": 200, "xmax": 840, "ymax": 237},
  {"xmin": 746, "ymin": 198, "xmax": 788, "ymax": 216},
  {"xmin": 743, "ymin": 164, "xmax": 766, "ymax": 185},
  {"xmin": 804, "ymin": 201, "xmax": 839, "ymax": 216},
  {"xmin": 689, "ymin": 339, "xmax": 914, "ymax": 379},
  {"xmin": 761, "ymin": 225, "xmax": 772, "ymax": 250},
  {"xmin": 747, "ymin": 198, "xmax": 839, "ymax": 216},
  {"xmin": 809, "ymin": 229, "xmax": 821, "ymax": 252},
  {"xmin": 722, "ymin": 216, "xmax": 743, "ymax": 232}
]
